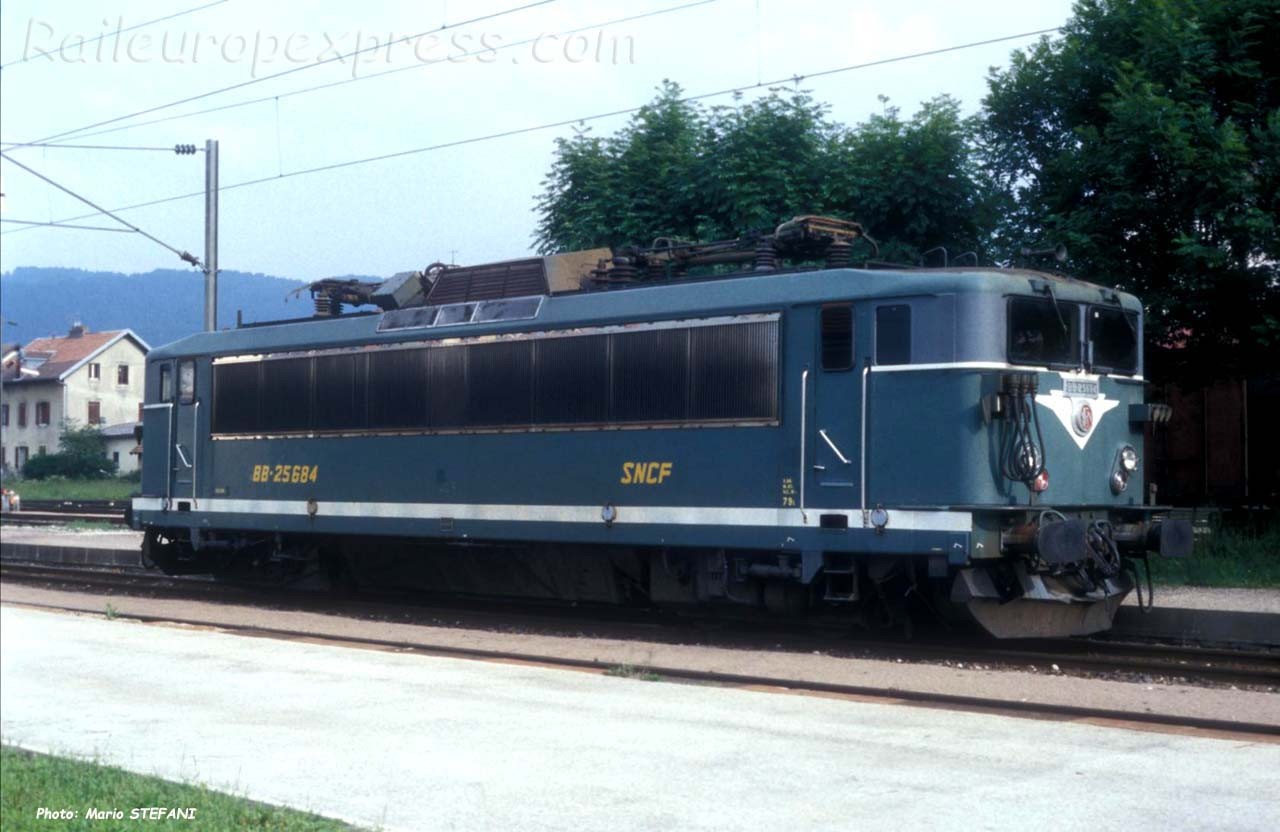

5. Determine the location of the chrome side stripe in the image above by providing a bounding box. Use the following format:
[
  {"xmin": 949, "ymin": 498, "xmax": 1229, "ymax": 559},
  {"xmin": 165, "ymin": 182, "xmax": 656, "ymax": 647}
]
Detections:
[
  {"xmin": 131, "ymin": 498, "xmax": 972, "ymax": 533},
  {"xmin": 870, "ymin": 361, "xmax": 1143, "ymax": 381}
]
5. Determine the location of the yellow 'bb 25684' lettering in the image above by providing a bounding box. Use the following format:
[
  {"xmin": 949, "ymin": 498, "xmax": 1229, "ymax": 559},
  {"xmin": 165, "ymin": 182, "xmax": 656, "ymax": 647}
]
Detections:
[
  {"xmin": 620, "ymin": 461, "xmax": 673, "ymax": 484},
  {"xmin": 251, "ymin": 464, "xmax": 318, "ymax": 484}
]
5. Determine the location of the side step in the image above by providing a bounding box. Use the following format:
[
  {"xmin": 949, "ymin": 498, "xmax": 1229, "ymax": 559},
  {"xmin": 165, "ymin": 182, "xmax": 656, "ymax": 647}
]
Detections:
[{"xmin": 822, "ymin": 553, "xmax": 859, "ymax": 601}]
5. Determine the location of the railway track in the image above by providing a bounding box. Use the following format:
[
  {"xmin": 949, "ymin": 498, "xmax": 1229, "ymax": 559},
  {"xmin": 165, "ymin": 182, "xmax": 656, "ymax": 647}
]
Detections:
[
  {"xmin": 5, "ymin": 585, "xmax": 1278, "ymax": 741},
  {"xmin": 0, "ymin": 511, "xmax": 127, "ymax": 527},
  {"xmin": 1, "ymin": 498, "xmax": 128, "ymax": 526},
  {"xmin": 15, "ymin": 499, "xmax": 130, "ymax": 514},
  {"xmin": 3, "ymin": 560, "xmax": 1276, "ymax": 692}
]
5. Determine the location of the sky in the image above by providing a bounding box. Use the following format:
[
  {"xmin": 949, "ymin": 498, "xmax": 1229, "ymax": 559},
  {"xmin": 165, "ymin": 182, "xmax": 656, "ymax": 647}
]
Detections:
[{"xmin": 0, "ymin": 0, "xmax": 1076, "ymax": 282}]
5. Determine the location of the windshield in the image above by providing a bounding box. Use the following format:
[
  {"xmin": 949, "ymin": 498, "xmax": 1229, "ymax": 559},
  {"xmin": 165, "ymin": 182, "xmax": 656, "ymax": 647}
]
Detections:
[
  {"xmin": 1088, "ymin": 306, "xmax": 1139, "ymax": 373},
  {"xmin": 1007, "ymin": 297, "xmax": 1081, "ymax": 368}
]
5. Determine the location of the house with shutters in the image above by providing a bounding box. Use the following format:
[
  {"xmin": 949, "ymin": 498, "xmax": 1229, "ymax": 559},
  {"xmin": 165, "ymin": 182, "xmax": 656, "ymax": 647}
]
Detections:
[{"xmin": 0, "ymin": 324, "xmax": 150, "ymax": 475}]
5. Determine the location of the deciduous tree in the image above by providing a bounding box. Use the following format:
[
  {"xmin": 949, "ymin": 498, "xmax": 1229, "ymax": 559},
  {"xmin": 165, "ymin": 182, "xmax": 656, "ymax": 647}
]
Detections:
[{"xmin": 982, "ymin": 0, "xmax": 1280, "ymax": 375}]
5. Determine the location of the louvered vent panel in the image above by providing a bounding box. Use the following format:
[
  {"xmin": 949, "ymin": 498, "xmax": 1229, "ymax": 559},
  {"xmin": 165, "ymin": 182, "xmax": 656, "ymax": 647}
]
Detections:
[{"xmin": 427, "ymin": 258, "xmax": 548, "ymax": 304}]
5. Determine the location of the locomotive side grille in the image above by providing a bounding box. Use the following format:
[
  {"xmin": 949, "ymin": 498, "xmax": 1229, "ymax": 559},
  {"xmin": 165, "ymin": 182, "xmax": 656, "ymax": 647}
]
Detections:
[
  {"xmin": 313, "ymin": 353, "xmax": 365, "ymax": 431},
  {"xmin": 260, "ymin": 357, "xmax": 312, "ymax": 432},
  {"xmin": 533, "ymin": 335, "xmax": 609, "ymax": 424},
  {"xmin": 820, "ymin": 305, "xmax": 854, "ymax": 371},
  {"xmin": 211, "ymin": 316, "xmax": 779, "ymax": 436},
  {"xmin": 468, "ymin": 341, "xmax": 533, "ymax": 426},
  {"xmin": 369, "ymin": 349, "xmax": 429, "ymax": 429},
  {"xmin": 427, "ymin": 346, "xmax": 468, "ymax": 428},
  {"xmin": 691, "ymin": 321, "xmax": 778, "ymax": 421},
  {"xmin": 212, "ymin": 360, "xmax": 260, "ymax": 434},
  {"xmin": 611, "ymin": 328, "xmax": 690, "ymax": 423}
]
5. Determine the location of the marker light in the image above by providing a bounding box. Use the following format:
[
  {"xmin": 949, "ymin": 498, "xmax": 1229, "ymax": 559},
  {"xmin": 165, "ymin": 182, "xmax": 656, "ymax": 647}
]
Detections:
[
  {"xmin": 1032, "ymin": 469, "xmax": 1050, "ymax": 493},
  {"xmin": 1120, "ymin": 445, "xmax": 1139, "ymax": 472}
]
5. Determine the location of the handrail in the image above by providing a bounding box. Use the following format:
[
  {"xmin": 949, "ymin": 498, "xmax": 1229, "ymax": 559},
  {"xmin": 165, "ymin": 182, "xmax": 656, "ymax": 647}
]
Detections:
[
  {"xmin": 192, "ymin": 400, "xmax": 200, "ymax": 508},
  {"xmin": 818, "ymin": 429, "xmax": 852, "ymax": 464},
  {"xmin": 799, "ymin": 368, "xmax": 808, "ymax": 521},
  {"xmin": 860, "ymin": 363, "xmax": 870, "ymax": 518}
]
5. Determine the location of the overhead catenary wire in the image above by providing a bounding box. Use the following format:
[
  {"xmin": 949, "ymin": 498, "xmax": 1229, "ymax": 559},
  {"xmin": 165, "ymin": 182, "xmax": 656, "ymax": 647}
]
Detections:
[
  {"xmin": 0, "ymin": 218, "xmax": 139, "ymax": 232},
  {"xmin": 23, "ymin": 0, "xmax": 720, "ymax": 146},
  {"xmin": 0, "ymin": 151, "xmax": 201, "ymax": 266},
  {"xmin": 14, "ymin": 0, "xmax": 558, "ymax": 147},
  {"xmin": 0, "ymin": 142, "xmax": 202, "ymax": 152},
  {"xmin": 3, "ymin": 26, "xmax": 1061, "ymax": 236},
  {"xmin": 0, "ymin": 0, "xmax": 231, "ymax": 71}
]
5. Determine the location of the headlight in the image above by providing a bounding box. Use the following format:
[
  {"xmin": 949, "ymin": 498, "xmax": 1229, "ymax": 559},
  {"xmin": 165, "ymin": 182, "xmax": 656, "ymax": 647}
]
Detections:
[
  {"xmin": 1111, "ymin": 469, "xmax": 1128, "ymax": 494},
  {"xmin": 1120, "ymin": 445, "xmax": 1139, "ymax": 472}
]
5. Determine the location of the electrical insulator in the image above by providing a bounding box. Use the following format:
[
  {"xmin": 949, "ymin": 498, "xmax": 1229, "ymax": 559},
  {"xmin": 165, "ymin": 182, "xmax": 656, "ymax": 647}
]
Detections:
[{"xmin": 173, "ymin": 144, "xmax": 197, "ymax": 155}]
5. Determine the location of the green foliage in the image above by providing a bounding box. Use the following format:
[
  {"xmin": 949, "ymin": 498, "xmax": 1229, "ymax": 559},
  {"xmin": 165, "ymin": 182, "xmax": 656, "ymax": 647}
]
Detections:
[
  {"xmin": 20, "ymin": 423, "xmax": 117, "ymax": 480},
  {"xmin": 1146, "ymin": 526, "xmax": 1280, "ymax": 588},
  {"xmin": 6, "ymin": 477, "xmax": 136, "ymax": 500},
  {"xmin": 0, "ymin": 745, "xmax": 361, "ymax": 831},
  {"xmin": 824, "ymin": 96, "xmax": 999, "ymax": 264},
  {"xmin": 535, "ymin": 81, "xmax": 997, "ymax": 263},
  {"xmin": 604, "ymin": 664, "xmax": 662, "ymax": 681},
  {"xmin": 982, "ymin": 0, "xmax": 1280, "ymax": 377},
  {"xmin": 539, "ymin": 8, "xmax": 1279, "ymax": 378},
  {"xmin": 696, "ymin": 90, "xmax": 834, "ymax": 241}
]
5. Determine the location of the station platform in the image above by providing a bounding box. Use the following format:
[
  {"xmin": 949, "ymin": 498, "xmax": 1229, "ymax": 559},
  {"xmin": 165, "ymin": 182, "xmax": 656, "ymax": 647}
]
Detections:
[
  {"xmin": 0, "ymin": 526, "xmax": 143, "ymax": 567},
  {"xmin": 2, "ymin": 605, "xmax": 1278, "ymax": 831}
]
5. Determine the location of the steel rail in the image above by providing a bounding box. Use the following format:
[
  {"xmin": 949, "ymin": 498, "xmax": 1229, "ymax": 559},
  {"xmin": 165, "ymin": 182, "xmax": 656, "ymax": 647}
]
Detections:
[
  {"xmin": 0, "ymin": 511, "xmax": 126, "ymax": 526},
  {"xmin": 2, "ymin": 560, "xmax": 1276, "ymax": 689},
  {"xmin": 16, "ymin": 500, "xmax": 129, "ymax": 513},
  {"xmin": 4, "ymin": 592, "xmax": 1277, "ymax": 740}
]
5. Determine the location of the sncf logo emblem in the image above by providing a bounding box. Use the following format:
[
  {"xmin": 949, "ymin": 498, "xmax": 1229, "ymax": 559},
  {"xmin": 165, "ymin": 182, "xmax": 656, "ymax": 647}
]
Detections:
[
  {"xmin": 1073, "ymin": 402, "xmax": 1094, "ymax": 435},
  {"xmin": 1035, "ymin": 374, "xmax": 1118, "ymax": 450}
]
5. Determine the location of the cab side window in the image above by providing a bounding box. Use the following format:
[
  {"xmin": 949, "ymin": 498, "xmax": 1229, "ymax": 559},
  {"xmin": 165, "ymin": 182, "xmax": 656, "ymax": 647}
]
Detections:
[
  {"xmin": 875, "ymin": 305, "xmax": 911, "ymax": 365},
  {"xmin": 178, "ymin": 361, "xmax": 196, "ymax": 404},
  {"xmin": 159, "ymin": 364, "xmax": 173, "ymax": 402}
]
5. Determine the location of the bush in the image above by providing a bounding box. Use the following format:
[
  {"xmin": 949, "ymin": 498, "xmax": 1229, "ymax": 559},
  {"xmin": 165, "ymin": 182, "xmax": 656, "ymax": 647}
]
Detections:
[{"xmin": 20, "ymin": 423, "xmax": 117, "ymax": 480}]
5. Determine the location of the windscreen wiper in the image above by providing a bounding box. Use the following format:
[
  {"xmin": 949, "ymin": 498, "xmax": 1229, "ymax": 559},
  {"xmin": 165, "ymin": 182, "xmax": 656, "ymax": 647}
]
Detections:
[{"xmin": 1045, "ymin": 282, "xmax": 1068, "ymax": 334}]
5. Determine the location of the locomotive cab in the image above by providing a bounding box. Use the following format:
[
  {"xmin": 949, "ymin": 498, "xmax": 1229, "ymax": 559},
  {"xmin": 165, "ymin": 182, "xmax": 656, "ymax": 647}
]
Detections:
[{"xmin": 827, "ymin": 271, "xmax": 1191, "ymax": 637}]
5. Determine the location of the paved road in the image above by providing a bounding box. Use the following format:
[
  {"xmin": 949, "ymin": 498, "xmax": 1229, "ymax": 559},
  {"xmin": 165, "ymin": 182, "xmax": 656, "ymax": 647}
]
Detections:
[{"xmin": 2, "ymin": 606, "xmax": 1277, "ymax": 831}]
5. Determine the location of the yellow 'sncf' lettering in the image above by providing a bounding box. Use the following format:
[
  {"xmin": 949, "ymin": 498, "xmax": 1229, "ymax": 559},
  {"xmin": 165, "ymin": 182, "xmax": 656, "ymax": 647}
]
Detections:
[{"xmin": 620, "ymin": 461, "xmax": 673, "ymax": 484}]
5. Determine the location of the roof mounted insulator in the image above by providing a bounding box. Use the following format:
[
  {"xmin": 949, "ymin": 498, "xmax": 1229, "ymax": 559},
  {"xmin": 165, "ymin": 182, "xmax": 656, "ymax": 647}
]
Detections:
[
  {"xmin": 825, "ymin": 239, "xmax": 852, "ymax": 269},
  {"xmin": 754, "ymin": 238, "xmax": 779, "ymax": 272}
]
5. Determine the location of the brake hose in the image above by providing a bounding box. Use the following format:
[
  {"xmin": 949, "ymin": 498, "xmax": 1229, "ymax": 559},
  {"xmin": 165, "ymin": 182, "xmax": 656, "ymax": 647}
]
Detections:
[{"xmin": 1000, "ymin": 376, "xmax": 1047, "ymax": 487}]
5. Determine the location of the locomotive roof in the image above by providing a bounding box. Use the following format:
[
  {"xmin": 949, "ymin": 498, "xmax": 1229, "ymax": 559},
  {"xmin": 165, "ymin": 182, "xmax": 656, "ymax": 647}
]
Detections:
[{"xmin": 149, "ymin": 266, "xmax": 1141, "ymax": 359}]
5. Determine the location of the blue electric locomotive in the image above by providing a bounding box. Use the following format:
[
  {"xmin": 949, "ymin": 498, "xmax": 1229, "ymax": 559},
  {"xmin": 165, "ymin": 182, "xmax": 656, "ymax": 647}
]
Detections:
[{"xmin": 130, "ymin": 216, "xmax": 1191, "ymax": 637}]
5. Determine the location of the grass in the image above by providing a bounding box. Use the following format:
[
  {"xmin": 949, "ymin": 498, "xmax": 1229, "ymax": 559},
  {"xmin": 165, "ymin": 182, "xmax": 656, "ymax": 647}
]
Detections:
[
  {"xmin": 604, "ymin": 664, "xmax": 662, "ymax": 681},
  {"xmin": 0, "ymin": 745, "xmax": 364, "ymax": 831},
  {"xmin": 5, "ymin": 477, "xmax": 136, "ymax": 501},
  {"xmin": 1146, "ymin": 526, "xmax": 1280, "ymax": 588},
  {"xmin": 0, "ymin": 518, "xmax": 121, "ymax": 532}
]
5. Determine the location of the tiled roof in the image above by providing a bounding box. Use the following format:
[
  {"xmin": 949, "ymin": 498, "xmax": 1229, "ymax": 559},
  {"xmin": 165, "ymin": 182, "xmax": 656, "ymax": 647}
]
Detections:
[
  {"xmin": 2, "ymin": 329, "xmax": 147, "ymax": 383},
  {"xmin": 100, "ymin": 421, "xmax": 141, "ymax": 438}
]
